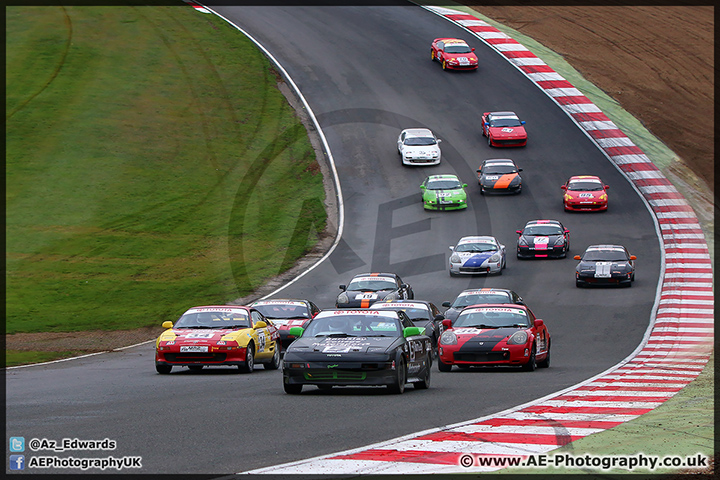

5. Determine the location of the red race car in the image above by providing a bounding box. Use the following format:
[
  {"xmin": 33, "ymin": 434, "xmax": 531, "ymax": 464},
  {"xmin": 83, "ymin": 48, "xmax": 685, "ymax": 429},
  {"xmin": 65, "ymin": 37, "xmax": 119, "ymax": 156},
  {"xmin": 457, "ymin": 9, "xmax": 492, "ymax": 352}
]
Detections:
[
  {"xmin": 430, "ymin": 38, "xmax": 478, "ymax": 71},
  {"xmin": 562, "ymin": 175, "xmax": 609, "ymax": 211},
  {"xmin": 437, "ymin": 304, "xmax": 550, "ymax": 372},
  {"xmin": 481, "ymin": 111, "xmax": 527, "ymax": 147},
  {"xmin": 249, "ymin": 298, "xmax": 321, "ymax": 348}
]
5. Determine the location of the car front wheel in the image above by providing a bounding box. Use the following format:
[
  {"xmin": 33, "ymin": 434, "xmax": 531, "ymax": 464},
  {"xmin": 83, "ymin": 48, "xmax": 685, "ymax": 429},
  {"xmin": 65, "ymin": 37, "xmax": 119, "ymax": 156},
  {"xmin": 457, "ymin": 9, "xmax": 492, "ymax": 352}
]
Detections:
[
  {"xmin": 387, "ymin": 357, "xmax": 406, "ymax": 394},
  {"xmin": 156, "ymin": 364, "xmax": 172, "ymax": 374},
  {"xmin": 264, "ymin": 345, "xmax": 281, "ymax": 370},
  {"xmin": 239, "ymin": 343, "xmax": 254, "ymax": 373}
]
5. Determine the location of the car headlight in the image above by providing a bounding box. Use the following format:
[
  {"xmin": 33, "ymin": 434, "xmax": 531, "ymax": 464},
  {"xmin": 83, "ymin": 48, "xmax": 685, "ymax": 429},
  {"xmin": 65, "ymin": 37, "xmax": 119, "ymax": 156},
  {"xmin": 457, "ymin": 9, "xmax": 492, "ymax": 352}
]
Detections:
[
  {"xmin": 507, "ymin": 331, "xmax": 528, "ymax": 345},
  {"xmin": 450, "ymin": 254, "xmax": 461, "ymax": 263},
  {"xmin": 490, "ymin": 253, "xmax": 500, "ymax": 262},
  {"xmin": 554, "ymin": 237, "xmax": 566, "ymax": 246},
  {"xmin": 431, "ymin": 152, "xmax": 439, "ymax": 158},
  {"xmin": 337, "ymin": 292, "xmax": 348, "ymax": 304},
  {"xmin": 518, "ymin": 237, "xmax": 528, "ymax": 246},
  {"xmin": 440, "ymin": 331, "xmax": 457, "ymax": 345},
  {"xmin": 385, "ymin": 292, "xmax": 399, "ymax": 301}
]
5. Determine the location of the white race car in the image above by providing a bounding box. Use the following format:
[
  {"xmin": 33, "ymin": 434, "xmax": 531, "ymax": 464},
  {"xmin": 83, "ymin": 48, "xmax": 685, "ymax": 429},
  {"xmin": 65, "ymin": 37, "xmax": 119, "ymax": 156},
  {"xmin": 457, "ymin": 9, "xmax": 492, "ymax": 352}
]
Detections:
[
  {"xmin": 449, "ymin": 236, "xmax": 506, "ymax": 276},
  {"xmin": 397, "ymin": 128, "xmax": 442, "ymax": 166}
]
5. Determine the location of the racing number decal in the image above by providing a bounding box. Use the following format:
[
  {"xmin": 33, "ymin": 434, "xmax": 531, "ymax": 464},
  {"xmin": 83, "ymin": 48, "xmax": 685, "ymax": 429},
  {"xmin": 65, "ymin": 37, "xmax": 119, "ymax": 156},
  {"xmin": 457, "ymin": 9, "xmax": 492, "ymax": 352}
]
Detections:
[{"xmin": 257, "ymin": 331, "xmax": 266, "ymax": 353}]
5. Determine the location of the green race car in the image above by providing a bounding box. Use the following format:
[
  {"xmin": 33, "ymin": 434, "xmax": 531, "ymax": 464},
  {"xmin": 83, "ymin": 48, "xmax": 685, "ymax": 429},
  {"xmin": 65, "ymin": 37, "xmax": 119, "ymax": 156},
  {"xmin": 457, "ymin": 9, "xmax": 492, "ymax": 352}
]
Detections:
[{"xmin": 420, "ymin": 174, "xmax": 468, "ymax": 210}]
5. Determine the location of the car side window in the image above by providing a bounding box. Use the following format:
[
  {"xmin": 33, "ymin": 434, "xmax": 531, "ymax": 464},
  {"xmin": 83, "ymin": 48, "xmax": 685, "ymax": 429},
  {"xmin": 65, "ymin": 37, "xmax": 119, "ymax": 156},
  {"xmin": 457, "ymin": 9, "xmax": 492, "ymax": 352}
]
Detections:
[
  {"xmin": 251, "ymin": 311, "xmax": 264, "ymax": 327},
  {"xmin": 437, "ymin": 41, "xmax": 444, "ymax": 51}
]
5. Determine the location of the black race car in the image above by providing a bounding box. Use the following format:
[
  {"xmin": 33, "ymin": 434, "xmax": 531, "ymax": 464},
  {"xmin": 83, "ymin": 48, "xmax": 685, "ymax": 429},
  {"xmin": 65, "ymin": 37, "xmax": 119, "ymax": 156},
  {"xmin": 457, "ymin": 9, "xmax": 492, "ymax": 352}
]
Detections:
[
  {"xmin": 575, "ymin": 244, "xmax": 636, "ymax": 287},
  {"xmin": 516, "ymin": 219, "xmax": 570, "ymax": 259},
  {"xmin": 476, "ymin": 158, "xmax": 523, "ymax": 194},
  {"xmin": 282, "ymin": 309, "xmax": 432, "ymax": 394},
  {"xmin": 369, "ymin": 299, "xmax": 445, "ymax": 355},
  {"xmin": 442, "ymin": 288, "xmax": 525, "ymax": 323},
  {"xmin": 336, "ymin": 272, "xmax": 414, "ymax": 308}
]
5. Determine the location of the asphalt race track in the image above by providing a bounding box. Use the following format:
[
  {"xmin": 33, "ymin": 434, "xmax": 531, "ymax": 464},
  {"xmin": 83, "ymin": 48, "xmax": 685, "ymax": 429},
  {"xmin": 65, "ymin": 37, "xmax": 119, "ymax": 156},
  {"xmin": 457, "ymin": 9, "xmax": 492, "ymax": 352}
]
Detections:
[{"xmin": 5, "ymin": 5, "xmax": 662, "ymax": 475}]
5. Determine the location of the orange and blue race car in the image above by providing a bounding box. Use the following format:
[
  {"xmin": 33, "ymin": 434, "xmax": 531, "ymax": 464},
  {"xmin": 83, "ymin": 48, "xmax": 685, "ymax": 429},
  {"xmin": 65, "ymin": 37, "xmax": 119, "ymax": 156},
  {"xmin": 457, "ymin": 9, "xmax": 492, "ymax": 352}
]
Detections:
[
  {"xmin": 481, "ymin": 111, "xmax": 527, "ymax": 147},
  {"xmin": 430, "ymin": 37, "xmax": 478, "ymax": 71},
  {"xmin": 562, "ymin": 175, "xmax": 609, "ymax": 211},
  {"xmin": 437, "ymin": 303, "xmax": 550, "ymax": 372},
  {"xmin": 477, "ymin": 158, "xmax": 523, "ymax": 194},
  {"xmin": 155, "ymin": 305, "xmax": 281, "ymax": 374}
]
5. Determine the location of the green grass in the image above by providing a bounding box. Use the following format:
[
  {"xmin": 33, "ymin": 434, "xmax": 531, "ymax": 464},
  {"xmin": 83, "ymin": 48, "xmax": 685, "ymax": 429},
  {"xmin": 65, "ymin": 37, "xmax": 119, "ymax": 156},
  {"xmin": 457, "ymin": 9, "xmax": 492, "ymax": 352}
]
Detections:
[
  {"xmin": 6, "ymin": 350, "xmax": 85, "ymax": 368},
  {"xmin": 6, "ymin": 5, "xmax": 326, "ymax": 335}
]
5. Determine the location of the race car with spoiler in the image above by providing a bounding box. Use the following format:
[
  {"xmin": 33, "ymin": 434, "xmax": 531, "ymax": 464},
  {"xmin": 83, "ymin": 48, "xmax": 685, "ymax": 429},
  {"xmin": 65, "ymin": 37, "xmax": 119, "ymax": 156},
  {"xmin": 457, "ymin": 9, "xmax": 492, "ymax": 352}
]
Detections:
[
  {"xmin": 420, "ymin": 174, "xmax": 468, "ymax": 210},
  {"xmin": 575, "ymin": 244, "xmax": 636, "ymax": 287},
  {"xmin": 442, "ymin": 288, "xmax": 525, "ymax": 323},
  {"xmin": 336, "ymin": 272, "xmax": 414, "ymax": 309},
  {"xmin": 438, "ymin": 304, "xmax": 550, "ymax": 372},
  {"xmin": 248, "ymin": 298, "xmax": 321, "ymax": 348},
  {"xmin": 481, "ymin": 111, "xmax": 527, "ymax": 147},
  {"xmin": 282, "ymin": 309, "xmax": 432, "ymax": 394},
  {"xmin": 155, "ymin": 305, "xmax": 280, "ymax": 374},
  {"xmin": 516, "ymin": 219, "xmax": 570, "ymax": 259},
  {"xmin": 397, "ymin": 128, "xmax": 442, "ymax": 166},
  {"xmin": 477, "ymin": 158, "xmax": 523, "ymax": 194},
  {"xmin": 369, "ymin": 299, "xmax": 445, "ymax": 355},
  {"xmin": 430, "ymin": 37, "xmax": 478, "ymax": 71},
  {"xmin": 562, "ymin": 175, "xmax": 609, "ymax": 211},
  {"xmin": 449, "ymin": 235, "xmax": 506, "ymax": 276}
]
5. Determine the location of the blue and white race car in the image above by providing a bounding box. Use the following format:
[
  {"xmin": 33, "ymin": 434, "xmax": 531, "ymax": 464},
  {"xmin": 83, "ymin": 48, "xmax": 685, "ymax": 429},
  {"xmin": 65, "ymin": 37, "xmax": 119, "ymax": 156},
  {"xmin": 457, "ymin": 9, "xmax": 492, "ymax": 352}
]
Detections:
[{"xmin": 448, "ymin": 236, "xmax": 506, "ymax": 276}]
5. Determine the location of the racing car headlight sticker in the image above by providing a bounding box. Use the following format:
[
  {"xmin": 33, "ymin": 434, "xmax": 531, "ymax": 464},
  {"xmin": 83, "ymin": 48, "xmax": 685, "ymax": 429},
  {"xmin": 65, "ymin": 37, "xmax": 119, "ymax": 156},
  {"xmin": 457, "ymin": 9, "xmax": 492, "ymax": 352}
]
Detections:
[
  {"xmin": 518, "ymin": 237, "xmax": 529, "ymax": 246},
  {"xmin": 440, "ymin": 331, "xmax": 457, "ymax": 345},
  {"xmin": 450, "ymin": 254, "xmax": 461, "ymax": 263},
  {"xmin": 554, "ymin": 237, "xmax": 566, "ymax": 245},
  {"xmin": 337, "ymin": 292, "xmax": 349, "ymax": 303},
  {"xmin": 384, "ymin": 291, "xmax": 400, "ymax": 301},
  {"xmin": 507, "ymin": 331, "xmax": 528, "ymax": 345},
  {"xmin": 489, "ymin": 253, "xmax": 500, "ymax": 262}
]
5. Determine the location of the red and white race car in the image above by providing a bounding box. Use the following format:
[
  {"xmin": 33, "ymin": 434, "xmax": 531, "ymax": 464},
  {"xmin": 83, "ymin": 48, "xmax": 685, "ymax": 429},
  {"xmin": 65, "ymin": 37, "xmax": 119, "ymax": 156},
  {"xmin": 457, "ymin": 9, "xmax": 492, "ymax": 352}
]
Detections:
[
  {"xmin": 430, "ymin": 38, "xmax": 478, "ymax": 71},
  {"xmin": 249, "ymin": 298, "xmax": 321, "ymax": 348},
  {"xmin": 437, "ymin": 304, "xmax": 550, "ymax": 372},
  {"xmin": 561, "ymin": 175, "xmax": 609, "ymax": 211},
  {"xmin": 481, "ymin": 111, "xmax": 527, "ymax": 147}
]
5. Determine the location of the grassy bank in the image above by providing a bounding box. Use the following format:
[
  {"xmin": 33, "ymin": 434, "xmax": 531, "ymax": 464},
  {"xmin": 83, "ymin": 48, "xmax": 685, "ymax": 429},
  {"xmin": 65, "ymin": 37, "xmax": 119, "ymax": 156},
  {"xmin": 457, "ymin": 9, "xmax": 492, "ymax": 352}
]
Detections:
[{"xmin": 6, "ymin": 5, "xmax": 326, "ymax": 362}]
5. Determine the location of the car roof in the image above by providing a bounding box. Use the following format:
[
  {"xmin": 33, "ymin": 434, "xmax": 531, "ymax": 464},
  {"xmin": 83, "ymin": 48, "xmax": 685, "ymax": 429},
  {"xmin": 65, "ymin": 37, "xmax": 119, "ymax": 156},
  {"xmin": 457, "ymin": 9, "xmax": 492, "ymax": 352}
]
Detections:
[
  {"xmin": 457, "ymin": 236, "xmax": 497, "ymax": 244},
  {"xmin": 459, "ymin": 303, "xmax": 528, "ymax": 312},
  {"xmin": 483, "ymin": 158, "xmax": 516, "ymax": 165},
  {"xmin": 428, "ymin": 174, "xmax": 459, "ymax": 181},
  {"xmin": 184, "ymin": 305, "xmax": 251, "ymax": 313},
  {"xmin": 250, "ymin": 299, "xmax": 308, "ymax": 306},
  {"xmin": 315, "ymin": 309, "xmax": 402, "ymax": 319},
  {"xmin": 370, "ymin": 300, "xmax": 431, "ymax": 308},
  {"xmin": 350, "ymin": 272, "xmax": 397, "ymax": 280},
  {"xmin": 456, "ymin": 288, "xmax": 515, "ymax": 296},
  {"xmin": 489, "ymin": 111, "xmax": 518, "ymax": 118},
  {"xmin": 403, "ymin": 128, "xmax": 434, "ymax": 137},
  {"xmin": 525, "ymin": 219, "xmax": 562, "ymax": 226},
  {"xmin": 442, "ymin": 38, "xmax": 468, "ymax": 45},
  {"xmin": 585, "ymin": 244, "xmax": 627, "ymax": 251},
  {"xmin": 569, "ymin": 175, "xmax": 602, "ymax": 182}
]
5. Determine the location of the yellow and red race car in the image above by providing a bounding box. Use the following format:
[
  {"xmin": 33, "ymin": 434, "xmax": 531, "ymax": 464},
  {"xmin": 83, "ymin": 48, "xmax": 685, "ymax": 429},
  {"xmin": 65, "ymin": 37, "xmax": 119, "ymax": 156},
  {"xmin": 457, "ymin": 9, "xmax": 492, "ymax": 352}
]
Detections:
[
  {"xmin": 561, "ymin": 175, "xmax": 609, "ymax": 211},
  {"xmin": 430, "ymin": 38, "xmax": 478, "ymax": 71},
  {"xmin": 477, "ymin": 158, "xmax": 523, "ymax": 194},
  {"xmin": 155, "ymin": 305, "xmax": 280, "ymax": 374}
]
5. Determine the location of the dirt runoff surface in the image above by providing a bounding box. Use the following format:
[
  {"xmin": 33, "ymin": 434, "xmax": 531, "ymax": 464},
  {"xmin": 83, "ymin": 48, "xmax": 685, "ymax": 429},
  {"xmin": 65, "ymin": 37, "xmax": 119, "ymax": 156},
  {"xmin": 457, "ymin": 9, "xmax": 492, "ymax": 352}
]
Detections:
[{"xmin": 6, "ymin": 6, "xmax": 714, "ymax": 358}]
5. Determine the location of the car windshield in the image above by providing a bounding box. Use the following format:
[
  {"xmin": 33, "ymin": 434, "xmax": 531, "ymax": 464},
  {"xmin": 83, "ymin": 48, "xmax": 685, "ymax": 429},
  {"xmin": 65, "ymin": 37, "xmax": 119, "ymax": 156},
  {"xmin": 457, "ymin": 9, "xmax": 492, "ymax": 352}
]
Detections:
[
  {"xmin": 452, "ymin": 293, "xmax": 511, "ymax": 307},
  {"xmin": 455, "ymin": 242, "xmax": 497, "ymax": 253},
  {"xmin": 444, "ymin": 45, "xmax": 472, "ymax": 53},
  {"xmin": 371, "ymin": 305, "xmax": 429, "ymax": 321},
  {"xmin": 523, "ymin": 225, "xmax": 563, "ymax": 236},
  {"xmin": 582, "ymin": 250, "xmax": 629, "ymax": 262},
  {"xmin": 483, "ymin": 165, "xmax": 517, "ymax": 174},
  {"xmin": 489, "ymin": 117, "xmax": 522, "ymax": 128},
  {"xmin": 304, "ymin": 315, "xmax": 402, "ymax": 337},
  {"xmin": 404, "ymin": 137, "xmax": 436, "ymax": 146},
  {"xmin": 347, "ymin": 279, "xmax": 396, "ymax": 291},
  {"xmin": 252, "ymin": 304, "xmax": 309, "ymax": 319},
  {"xmin": 427, "ymin": 179, "xmax": 462, "ymax": 190},
  {"xmin": 568, "ymin": 180, "xmax": 603, "ymax": 191},
  {"xmin": 175, "ymin": 311, "xmax": 251, "ymax": 329},
  {"xmin": 455, "ymin": 309, "xmax": 529, "ymax": 328}
]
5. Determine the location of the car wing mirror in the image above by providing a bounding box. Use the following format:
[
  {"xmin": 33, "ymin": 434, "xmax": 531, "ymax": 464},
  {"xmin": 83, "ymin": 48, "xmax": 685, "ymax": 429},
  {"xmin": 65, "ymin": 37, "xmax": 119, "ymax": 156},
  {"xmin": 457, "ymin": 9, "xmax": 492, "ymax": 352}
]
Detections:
[
  {"xmin": 605, "ymin": 185, "xmax": 610, "ymax": 189},
  {"xmin": 534, "ymin": 319, "xmax": 544, "ymax": 328},
  {"xmin": 574, "ymin": 255, "xmax": 581, "ymax": 260},
  {"xmin": 442, "ymin": 301, "xmax": 451, "ymax": 308},
  {"xmin": 162, "ymin": 321, "xmax": 173, "ymax": 329},
  {"xmin": 561, "ymin": 185, "xmax": 567, "ymax": 190},
  {"xmin": 463, "ymin": 184, "xmax": 468, "ymax": 188},
  {"xmin": 521, "ymin": 120, "xmax": 526, "ymax": 124},
  {"xmin": 441, "ymin": 319, "xmax": 452, "ymax": 329},
  {"xmin": 288, "ymin": 326, "xmax": 304, "ymax": 337},
  {"xmin": 339, "ymin": 284, "xmax": 347, "ymax": 290},
  {"xmin": 434, "ymin": 314, "xmax": 444, "ymax": 322},
  {"xmin": 471, "ymin": 47, "xmax": 475, "ymax": 51},
  {"xmin": 437, "ymin": 138, "xmax": 442, "ymax": 143},
  {"xmin": 449, "ymin": 246, "xmax": 454, "ymax": 251},
  {"xmin": 516, "ymin": 230, "xmax": 522, "ymax": 235},
  {"xmin": 564, "ymin": 229, "xmax": 570, "ymax": 233},
  {"xmin": 518, "ymin": 168, "xmax": 523, "ymax": 172},
  {"xmin": 420, "ymin": 185, "xmax": 426, "ymax": 190},
  {"xmin": 401, "ymin": 283, "xmax": 409, "ymax": 289},
  {"xmin": 254, "ymin": 321, "xmax": 267, "ymax": 329},
  {"xmin": 403, "ymin": 326, "xmax": 422, "ymax": 338},
  {"xmin": 630, "ymin": 255, "xmax": 637, "ymax": 260}
]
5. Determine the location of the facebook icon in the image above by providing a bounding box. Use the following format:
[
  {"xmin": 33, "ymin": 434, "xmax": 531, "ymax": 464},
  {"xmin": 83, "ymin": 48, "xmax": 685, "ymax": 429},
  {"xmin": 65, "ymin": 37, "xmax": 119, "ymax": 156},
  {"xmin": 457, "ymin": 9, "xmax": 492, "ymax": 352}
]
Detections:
[{"xmin": 10, "ymin": 454, "xmax": 25, "ymax": 470}]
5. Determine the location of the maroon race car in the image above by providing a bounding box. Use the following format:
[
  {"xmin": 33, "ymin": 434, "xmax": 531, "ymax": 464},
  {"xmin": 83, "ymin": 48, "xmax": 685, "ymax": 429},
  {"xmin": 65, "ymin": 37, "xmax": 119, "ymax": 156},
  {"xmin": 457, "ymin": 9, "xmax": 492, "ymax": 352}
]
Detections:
[
  {"xmin": 249, "ymin": 298, "xmax": 321, "ymax": 348},
  {"xmin": 481, "ymin": 111, "xmax": 527, "ymax": 147},
  {"xmin": 437, "ymin": 303, "xmax": 550, "ymax": 372},
  {"xmin": 430, "ymin": 37, "xmax": 478, "ymax": 71}
]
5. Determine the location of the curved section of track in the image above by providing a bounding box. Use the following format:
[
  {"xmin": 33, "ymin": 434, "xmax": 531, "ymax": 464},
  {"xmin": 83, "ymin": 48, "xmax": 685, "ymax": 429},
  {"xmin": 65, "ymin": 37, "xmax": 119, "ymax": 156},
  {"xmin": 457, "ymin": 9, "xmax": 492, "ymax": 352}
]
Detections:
[{"xmin": 5, "ymin": 4, "xmax": 710, "ymax": 476}]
